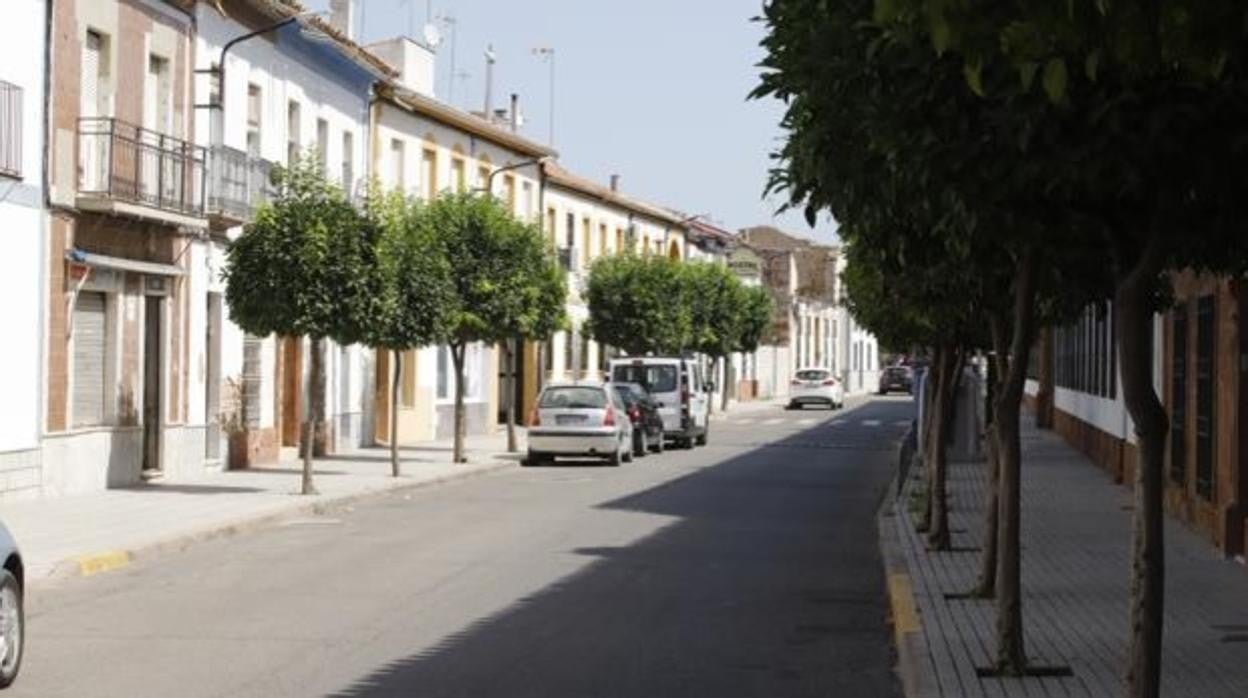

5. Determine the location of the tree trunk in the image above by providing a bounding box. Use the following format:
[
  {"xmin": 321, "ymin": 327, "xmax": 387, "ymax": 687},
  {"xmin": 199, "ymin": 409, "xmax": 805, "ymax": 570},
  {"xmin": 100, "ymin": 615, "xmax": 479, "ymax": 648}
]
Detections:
[
  {"xmin": 917, "ymin": 348, "xmax": 942, "ymax": 533},
  {"xmin": 451, "ymin": 343, "xmax": 467, "ymax": 464},
  {"xmin": 301, "ymin": 336, "xmax": 323, "ymax": 496},
  {"xmin": 927, "ymin": 342, "xmax": 961, "ymax": 551},
  {"xmin": 722, "ymin": 355, "xmax": 733, "ymax": 412},
  {"xmin": 1117, "ymin": 255, "xmax": 1168, "ymax": 698},
  {"xmin": 505, "ymin": 339, "xmax": 518, "ymax": 453},
  {"xmin": 390, "ymin": 349, "xmax": 402, "ymax": 477},
  {"xmin": 994, "ymin": 250, "xmax": 1038, "ymax": 675},
  {"xmin": 974, "ymin": 329, "xmax": 1004, "ymax": 599}
]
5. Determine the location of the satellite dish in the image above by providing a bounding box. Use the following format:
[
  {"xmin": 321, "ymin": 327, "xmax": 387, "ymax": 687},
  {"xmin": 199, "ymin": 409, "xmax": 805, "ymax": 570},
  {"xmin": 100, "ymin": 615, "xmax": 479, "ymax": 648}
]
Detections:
[{"xmin": 423, "ymin": 23, "xmax": 442, "ymax": 48}]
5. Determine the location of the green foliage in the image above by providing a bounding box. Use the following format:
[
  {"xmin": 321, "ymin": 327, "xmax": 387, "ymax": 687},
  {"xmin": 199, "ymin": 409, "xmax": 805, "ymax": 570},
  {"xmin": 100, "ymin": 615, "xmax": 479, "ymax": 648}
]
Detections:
[
  {"xmin": 224, "ymin": 156, "xmax": 379, "ymax": 343},
  {"xmin": 364, "ymin": 189, "xmax": 455, "ymax": 351},
  {"xmin": 735, "ymin": 286, "xmax": 773, "ymax": 354},
  {"xmin": 584, "ymin": 254, "xmax": 692, "ymax": 356},
  {"xmin": 685, "ymin": 262, "xmax": 749, "ymax": 360},
  {"xmin": 425, "ymin": 191, "xmax": 567, "ymax": 346}
]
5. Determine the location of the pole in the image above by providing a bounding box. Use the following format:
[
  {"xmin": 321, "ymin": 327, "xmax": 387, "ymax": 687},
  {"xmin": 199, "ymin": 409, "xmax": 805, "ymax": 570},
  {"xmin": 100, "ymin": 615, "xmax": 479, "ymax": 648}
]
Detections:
[{"xmin": 548, "ymin": 51, "xmax": 556, "ymax": 146}]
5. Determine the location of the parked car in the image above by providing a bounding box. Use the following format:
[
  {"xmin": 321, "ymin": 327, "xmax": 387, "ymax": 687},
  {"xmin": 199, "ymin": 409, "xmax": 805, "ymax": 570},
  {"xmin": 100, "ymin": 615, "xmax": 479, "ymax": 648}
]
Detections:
[
  {"xmin": 0, "ymin": 522, "xmax": 22, "ymax": 688},
  {"xmin": 878, "ymin": 365, "xmax": 914, "ymax": 394},
  {"xmin": 609, "ymin": 357, "xmax": 711, "ymax": 449},
  {"xmin": 526, "ymin": 383, "xmax": 634, "ymax": 466},
  {"xmin": 613, "ymin": 382, "xmax": 666, "ymax": 457},
  {"xmin": 787, "ymin": 368, "xmax": 844, "ymax": 409}
]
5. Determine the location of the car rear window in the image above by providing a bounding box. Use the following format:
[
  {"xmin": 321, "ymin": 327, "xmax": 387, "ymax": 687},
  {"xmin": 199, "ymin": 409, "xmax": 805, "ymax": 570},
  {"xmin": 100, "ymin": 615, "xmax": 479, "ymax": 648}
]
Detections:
[
  {"xmin": 612, "ymin": 365, "xmax": 678, "ymax": 393},
  {"xmin": 796, "ymin": 370, "xmax": 830, "ymax": 381},
  {"xmin": 539, "ymin": 387, "xmax": 607, "ymax": 409}
]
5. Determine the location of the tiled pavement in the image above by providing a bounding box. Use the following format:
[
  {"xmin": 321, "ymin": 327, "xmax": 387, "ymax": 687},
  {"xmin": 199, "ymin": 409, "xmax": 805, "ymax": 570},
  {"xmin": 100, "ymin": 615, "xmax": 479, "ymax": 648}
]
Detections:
[{"xmin": 886, "ymin": 421, "xmax": 1248, "ymax": 697}]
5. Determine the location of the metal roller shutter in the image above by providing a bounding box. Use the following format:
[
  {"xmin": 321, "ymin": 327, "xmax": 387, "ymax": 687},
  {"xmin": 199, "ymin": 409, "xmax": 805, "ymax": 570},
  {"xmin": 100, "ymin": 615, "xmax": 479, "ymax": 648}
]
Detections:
[{"xmin": 73, "ymin": 291, "xmax": 106, "ymax": 427}]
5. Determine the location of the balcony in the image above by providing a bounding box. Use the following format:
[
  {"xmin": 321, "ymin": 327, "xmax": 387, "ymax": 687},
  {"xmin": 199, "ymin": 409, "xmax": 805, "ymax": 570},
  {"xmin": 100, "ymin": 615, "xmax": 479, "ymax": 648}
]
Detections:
[
  {"xmin": 207, "ymin": 144, "xmax": 277, "ymax": 227},
  {"xmin": 0, "ymin": 80, "xmax": 22, "ymax": 179},
  {"xmin": 77, "ymin": 117, "xmax": 207, "ymax": 228}
]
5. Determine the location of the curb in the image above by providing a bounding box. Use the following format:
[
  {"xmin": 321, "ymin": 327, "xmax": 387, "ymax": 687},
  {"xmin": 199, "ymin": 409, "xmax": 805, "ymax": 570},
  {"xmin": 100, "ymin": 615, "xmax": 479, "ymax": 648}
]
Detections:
[
  {"xmin": 878, "ymin": 466, "xmax": 939, "ymax": 698},
  {"xmin": 44, "ymin": 459, "xmax": 516, "ymax": 584}
]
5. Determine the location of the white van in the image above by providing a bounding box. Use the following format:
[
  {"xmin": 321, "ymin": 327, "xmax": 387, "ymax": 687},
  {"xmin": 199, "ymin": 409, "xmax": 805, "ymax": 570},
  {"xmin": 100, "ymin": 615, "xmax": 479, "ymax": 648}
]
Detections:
[{"xmin": 608, "ymin": 357, "xmax": 710, "ymax": 448}]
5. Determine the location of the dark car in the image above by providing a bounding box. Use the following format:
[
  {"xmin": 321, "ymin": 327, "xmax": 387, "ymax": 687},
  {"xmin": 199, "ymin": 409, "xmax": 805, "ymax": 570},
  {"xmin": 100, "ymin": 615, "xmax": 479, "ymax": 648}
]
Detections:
[
  {"xmin": 613, "ymin": 382, "xmax": 666, "ymax": 456},
  {"xmin": 878, "ymin": 365, "xmax": 914, "ymax": 394}
]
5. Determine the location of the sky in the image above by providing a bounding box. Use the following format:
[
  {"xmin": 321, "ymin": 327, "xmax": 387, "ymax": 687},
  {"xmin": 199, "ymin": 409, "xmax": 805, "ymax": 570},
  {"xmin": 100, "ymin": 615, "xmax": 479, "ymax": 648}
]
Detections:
[{"xmin": 307, "ymin": 0, "xmax": 837, "ymax": 243}]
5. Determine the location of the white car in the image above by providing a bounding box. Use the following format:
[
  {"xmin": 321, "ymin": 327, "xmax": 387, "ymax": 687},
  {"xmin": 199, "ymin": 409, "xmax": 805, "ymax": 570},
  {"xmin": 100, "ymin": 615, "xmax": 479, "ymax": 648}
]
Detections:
[
  {"xmin": 787, "ymin": 368, "xmax": 844, "ymax": 409},
  {"xmin": 608, "ymin": 357, "xmax": 711, "ymax": 449},
  {"xmin": 525, "ymin": 383, "xmax": 634, "ymax": 466},
  {"xmin": 0, "ymin": 521, "xmax": 22, "ymax": 688}
]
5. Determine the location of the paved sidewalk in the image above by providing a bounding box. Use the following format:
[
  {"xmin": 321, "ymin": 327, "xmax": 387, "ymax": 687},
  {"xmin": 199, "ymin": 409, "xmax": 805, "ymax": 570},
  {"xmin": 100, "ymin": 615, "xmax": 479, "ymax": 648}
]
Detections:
[
  {"xmin": 882, "ymin": 420, "xmax": 1248, "ymax": 698},
  {"xmin": 0, "ymin": 431, "xmax": 521, "ymax": 583}
]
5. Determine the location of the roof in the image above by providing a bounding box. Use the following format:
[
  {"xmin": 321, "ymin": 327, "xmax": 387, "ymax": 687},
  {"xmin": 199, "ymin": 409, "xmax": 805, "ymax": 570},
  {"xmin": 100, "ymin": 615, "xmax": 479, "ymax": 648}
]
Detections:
[
  {"xmin": 378, "ymin": 83, "xmax": 557, "ymax": 159},
  {"xmin": 234, "ymin": 0, "xmax": 399, "ymax": 79},
  {"xmin": 543, "ymin": 164, "xmax": 686, "ymax": 228}
]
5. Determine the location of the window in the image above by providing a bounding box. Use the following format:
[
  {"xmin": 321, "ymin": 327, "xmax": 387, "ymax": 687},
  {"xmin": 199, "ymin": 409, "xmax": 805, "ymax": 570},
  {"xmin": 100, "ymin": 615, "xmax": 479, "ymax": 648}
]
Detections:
[
  {"xmin": 545, "ymin": 207, "xmax": 557, "ymax": 242},
  {"xmin": 1195, "ymin": 295, "xmax": 1215, "ymax": 500},
  {"xmin": 565, "ymin": 212, "xmax": 575, "ymax": 249},
  {"xmin": 539, "ymin": 386, "xmax": 607, "ymax": 409},
  {"xmin": 599, "ymin": 223, "xmax": 608, "ymax": 257},
  {"xmin": 563, "ymin": 329, "xmax": 574, "ymax": 377},
  {"xmin": 451, "ymin": 158, "xmax": 466, "ymax": 193},
  {"xmin": 0, "ymin": 78, "xmax": 22, "ymax": 178},
  {"xmin": 341, "ymin": 130, "xmax": 354, "ymax": 192},
  {"xmin": 615, "ymin": 228, "xmax": 624, "ymax": 254},
  {"xmin": 1170, "ymin": 306, "xmax": 1188, "ymax": 485},
  {"xmin": 477, "ymin": 164, "xmax": 491, "ymax": 190},
  {"xmin": 390, "ymin": 139, "xmax": 405, "ymax": 191},
  {"xmin": 522, "ymin": 181, "xmax": 534, "ymax": 221},
  {"xmin": 436, "ymin": 345, "xmax": 450, "ymax": 399},
  {"xmin": 421, "ymin": 148, "xmax": 437, "ymax": 200},
  {"xmin": 286, "ymin": 100, "xmax": 301, "ymax": 164},
  {"xmin": 81, "ymin": 30, "xmax": 109, "ymax": 119},
  {"xmin": 582, "ymin": 217, "xmax": 592, "ymax": 266},
  {"xmin": 504, "ymin": 174, "xmax": 516, "ymax": 211},
  {"xmin": 245, "ymin": 84, "xmax": 262, "ymax": 157},
  {"xmin": 72, "ymin": 292, "xmax": 108, "ymax": 427},
  {"xmin": 145, "ymin": 54, "xmax": 171, "ymax": 134},
  {"xmin": 315, "ymin": 118, "xmax": 329, "ymax": 173},
  {"xmin": 612, "ymin": 365, "xmax": 678, "ymax": 393}
]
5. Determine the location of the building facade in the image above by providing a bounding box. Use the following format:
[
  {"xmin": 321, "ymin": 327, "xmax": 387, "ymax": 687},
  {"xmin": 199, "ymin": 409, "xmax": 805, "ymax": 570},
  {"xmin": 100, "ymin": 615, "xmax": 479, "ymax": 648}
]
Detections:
[{"xmin": 0, "ymin": 0, "xmax": 49, "ymax": 498}]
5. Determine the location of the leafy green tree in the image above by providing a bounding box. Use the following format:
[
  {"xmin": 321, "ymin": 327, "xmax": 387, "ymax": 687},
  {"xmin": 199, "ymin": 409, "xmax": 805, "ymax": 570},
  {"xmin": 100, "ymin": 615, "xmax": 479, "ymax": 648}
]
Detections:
[
  {"xmin": 729, "ymin": 285, "xmax": 774, "ymax": 410},
  {"xmin": 364, "ymin": 189, "xmax": 455, "ymax": 477},
  {"xmin": 426, "ymin": 192, "xmax": 564, "ymax": 463},
  {"xmin": 585, "ymin": 254, "xmax": 692, "ymax": 356},
  {"xmin": 223, "ymin": 156, "xmax": 379, "ymax": 495},
  {"xmin": 685, "ymin": 262, "xmax": 749, "ymax": 413}
]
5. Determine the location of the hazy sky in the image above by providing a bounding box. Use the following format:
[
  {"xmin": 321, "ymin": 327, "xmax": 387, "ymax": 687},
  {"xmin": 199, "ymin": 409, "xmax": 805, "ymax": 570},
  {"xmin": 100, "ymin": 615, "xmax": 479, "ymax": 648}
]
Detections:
[{"xmin": 307, "ymin": 0, "xmax": 836, "ymax": 242}]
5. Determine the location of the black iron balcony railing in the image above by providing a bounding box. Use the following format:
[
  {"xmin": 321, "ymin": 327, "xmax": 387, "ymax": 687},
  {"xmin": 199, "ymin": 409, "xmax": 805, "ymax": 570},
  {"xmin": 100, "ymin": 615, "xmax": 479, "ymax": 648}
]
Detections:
[
  {"xmin": 0, "ymin": 80, "xmax": 21, "ymax": 179},
  {"xmin": 207, "ymin": 144, "xmax": 277, "ymax": 223},
  {"xmin": 78, "ymin": 117, "xmax": 206, "ymax": 217}
]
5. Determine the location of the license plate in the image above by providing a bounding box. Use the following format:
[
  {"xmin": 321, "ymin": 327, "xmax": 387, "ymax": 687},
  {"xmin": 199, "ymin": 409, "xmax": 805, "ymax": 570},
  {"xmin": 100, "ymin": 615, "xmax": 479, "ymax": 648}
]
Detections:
[
  {"xmin": 556, "ymin": 415, "xmax": 587, "ymax": 425},
  {"xmin": 806, "ymin": 381, "xmax": 822, "ymax": 387}
]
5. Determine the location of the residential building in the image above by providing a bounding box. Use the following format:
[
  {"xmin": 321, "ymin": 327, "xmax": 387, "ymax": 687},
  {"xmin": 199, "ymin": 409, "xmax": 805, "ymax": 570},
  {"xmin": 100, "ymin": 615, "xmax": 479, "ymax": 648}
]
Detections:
[
  {"xmin": 191, "ymin": 0, "xmax": 393, "ymax": 469},
  {"xmin": 1026, "ymin": 275, "xmax": 1247, "ymax": 556},
  {"xmin": 0, "ymin": 0, "xmax": 48, "ymax": 499},
  {"xmin": 366, "ymin": 36, "xmax": 554, "ymax": 444}
]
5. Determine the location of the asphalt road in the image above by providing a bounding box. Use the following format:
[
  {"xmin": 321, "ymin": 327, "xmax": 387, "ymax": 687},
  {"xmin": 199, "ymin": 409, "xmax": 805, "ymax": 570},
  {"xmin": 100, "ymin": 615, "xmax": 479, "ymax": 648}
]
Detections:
[{"xmin": 14, "ymin": 397, "xmax": 913, "ymax": 698}]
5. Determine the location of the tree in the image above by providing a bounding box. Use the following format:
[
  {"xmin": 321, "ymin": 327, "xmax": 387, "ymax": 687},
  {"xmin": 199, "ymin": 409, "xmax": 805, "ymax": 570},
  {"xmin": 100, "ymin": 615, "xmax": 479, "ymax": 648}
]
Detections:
[
  {"xmin": 365, "ymin": 189, "xmax": 454, "ymax": 477},
  {"xmin": 427, "ymin": 192, "xmax": 564, "ymax": 464},
  {"xmin": 685, "ymin": 262, "xmax": 750, "ymax": 413},
  {"xmin": 585, "ymin": 254, "xmax": 692, "ymax": 356},
  {"xmin": 731, "ymin": 285, "xmax": 774, "ymax": 408},
  {"xmin": 223, "ymin": 157, "xmax": 378, "ymax": 495}
]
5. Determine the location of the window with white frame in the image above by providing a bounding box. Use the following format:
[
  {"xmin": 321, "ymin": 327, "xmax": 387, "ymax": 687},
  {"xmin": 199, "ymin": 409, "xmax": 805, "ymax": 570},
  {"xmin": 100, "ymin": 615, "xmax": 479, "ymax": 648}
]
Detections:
[
  {"xmin": 390, "ymin": 138, "xmax": 405, "ymax": 191},
  {"xmin": 245, "ymin": 83, "xmax": 262, "ymax": 157},
  {"xmin": 286, "ymin": 100, "xmax": 301, "ymax": 164},
  {"xmin": 341, "ymin": 130, "xmax": 354, "ymax": 191}
]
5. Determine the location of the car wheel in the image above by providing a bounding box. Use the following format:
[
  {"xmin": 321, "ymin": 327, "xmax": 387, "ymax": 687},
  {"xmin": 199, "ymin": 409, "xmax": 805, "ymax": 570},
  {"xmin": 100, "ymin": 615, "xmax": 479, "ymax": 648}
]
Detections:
[
  {"xmin": 785, "ymin": 402, "xmax": 796, "ymax": 411},
  {"xmin": 0, "ymin": 569, "xmax": 23, "ymax": 689},
  {"xmin": 695, "ymin": 425, "xmax": 708, "ymax": 446},
  {"xmin": 651, "ymin": 429, "xmax": 665, "ymax": 454},
  {"xmin": 633, "ymin": 430, "xmax": 646, "ymax": 458},
  {"xmin": 607, "ymin": 448, "xmax": 622, "ymax": 466}
]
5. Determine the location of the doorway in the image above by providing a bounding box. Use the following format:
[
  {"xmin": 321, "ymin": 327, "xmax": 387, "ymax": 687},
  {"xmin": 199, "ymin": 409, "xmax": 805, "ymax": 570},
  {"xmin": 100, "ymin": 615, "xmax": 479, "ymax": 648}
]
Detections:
[
  {"xmin": 280, "ymin": 337, "xmax": 303, "ymax": 448},
  {"xmin": 497, "ymin": 340, "xmax": 526, "ymax": 425},
  {"xmin": 205, "ymin": 293, "xmax": 222, "ymax": 461},
  {"xmin": 142, "ymin": 295, "xmax": 163, "ymax": 474}
]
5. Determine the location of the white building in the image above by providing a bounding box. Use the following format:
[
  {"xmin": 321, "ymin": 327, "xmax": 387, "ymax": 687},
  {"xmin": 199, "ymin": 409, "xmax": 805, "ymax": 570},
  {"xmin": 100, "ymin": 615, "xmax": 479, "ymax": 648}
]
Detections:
[{"xmin": 0, "ymin": 0, "xmax": 48, "ymax": 498}]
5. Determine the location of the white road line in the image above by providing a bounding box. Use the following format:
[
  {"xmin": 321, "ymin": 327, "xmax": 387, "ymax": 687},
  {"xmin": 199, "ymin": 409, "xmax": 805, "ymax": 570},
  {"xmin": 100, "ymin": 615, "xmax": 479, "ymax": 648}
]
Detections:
[
  {"xmin": 798, "ymin": 418, "xmax": 815, "ymax": 426},
  {"xmin": 762, "ymin": 418, "xmax": 784, "ymax": 426},
  {"xmin": 893, "ymin": 420, "xmax": 912, "ymax": 426},
  {"xmin": 861, "ymin": 419, "xmax": 882, "ymax": 427}
]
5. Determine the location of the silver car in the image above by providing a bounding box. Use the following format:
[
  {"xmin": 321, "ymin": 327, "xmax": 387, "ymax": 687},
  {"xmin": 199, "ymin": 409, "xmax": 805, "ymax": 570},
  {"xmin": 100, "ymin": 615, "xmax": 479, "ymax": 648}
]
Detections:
[
  {"xmin": 0, "ymin": 522, "xmax": 22, "ymax": 688},
  {"xmin": 526, "ymin": 383, "xmax": 634, "ymax": 466}
]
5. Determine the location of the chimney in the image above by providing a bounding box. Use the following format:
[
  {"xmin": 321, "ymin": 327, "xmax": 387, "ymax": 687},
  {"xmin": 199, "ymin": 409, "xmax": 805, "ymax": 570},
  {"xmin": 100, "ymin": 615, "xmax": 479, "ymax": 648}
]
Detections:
[
  {"xmin": 609, "ymin": 174, "xmax": 620, "ymax": 192},
  {"xmin": 329, "ymin": 0, "xmax": 357, "ymax": 41},
  {"xmin": 509, "ymin": 94, "xmax": 519, "ymax": 132}
]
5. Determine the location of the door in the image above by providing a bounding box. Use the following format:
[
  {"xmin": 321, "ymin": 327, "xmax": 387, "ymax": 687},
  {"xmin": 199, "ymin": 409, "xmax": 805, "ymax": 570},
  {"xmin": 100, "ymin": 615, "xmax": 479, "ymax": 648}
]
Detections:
[
  {"xmin": 281, "ymin": 337, "xmax": 303, "ymax": 447},
  {"xmin": 689, "ymin": 363, "xmax": 709, "ymax": 430},
  {"xmin": 143, "ymin": 296, "xmax": 163, "ymax": 474},
  {"xmin": 205, "ymin": 293, "xmax": 222, "ymax": 461}
]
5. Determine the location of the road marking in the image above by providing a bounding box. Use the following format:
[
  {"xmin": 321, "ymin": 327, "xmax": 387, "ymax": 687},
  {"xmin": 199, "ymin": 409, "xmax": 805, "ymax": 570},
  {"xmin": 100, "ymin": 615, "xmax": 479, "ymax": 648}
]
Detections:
[
  {"xmin": 77, "ymin": 550, "xmax": 132, "ymax": 577},
  {"xmin": 887, "ymin": 573, "xmax": 921, "ymax": 637},
  {"xmin": 734, "ymin": 418, "xmax": 756, "ymax": 425},
  {"xmin": 762, "ymin": 418, "xmax": 783, "ymax": 425},
  {"xmin": 798, "ymin": 418, "xmax": 815, "ymax": 426},
  {"xmin": 893, "ymin": 420, "xmax": 912, "ymax": 427}
]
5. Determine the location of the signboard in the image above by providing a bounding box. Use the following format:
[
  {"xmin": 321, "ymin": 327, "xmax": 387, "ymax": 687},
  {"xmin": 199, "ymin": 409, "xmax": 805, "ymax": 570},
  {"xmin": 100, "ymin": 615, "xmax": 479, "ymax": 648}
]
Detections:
[{"xmin": 727, "ymin": 247, "xmax": 762, "ymax": 279}]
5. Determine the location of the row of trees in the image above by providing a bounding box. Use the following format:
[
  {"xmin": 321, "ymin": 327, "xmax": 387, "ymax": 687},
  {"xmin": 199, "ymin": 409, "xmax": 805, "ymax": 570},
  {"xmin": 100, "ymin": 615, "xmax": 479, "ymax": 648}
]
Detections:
[
  {"xmin": 224, "ymin": 158, "xmax": 566, "ymax": 494},
  {"xmin": 584, "ymin": 254, "xmax": 772, "ymax": 409},
  {"xmin": 755, "ymin": 1, "xmax": 1248, "ymax": 696}
]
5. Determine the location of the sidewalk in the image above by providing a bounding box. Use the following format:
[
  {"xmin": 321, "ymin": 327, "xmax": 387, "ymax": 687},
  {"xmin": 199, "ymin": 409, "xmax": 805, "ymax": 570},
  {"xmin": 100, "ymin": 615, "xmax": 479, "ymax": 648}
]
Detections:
[
  {"xmin": 0, "ymin": 430, "xmax": 521, "ymax": 583},
  {"xmin": 881, "ymin": 419, "xmax": 1248, "ymax": 698}
]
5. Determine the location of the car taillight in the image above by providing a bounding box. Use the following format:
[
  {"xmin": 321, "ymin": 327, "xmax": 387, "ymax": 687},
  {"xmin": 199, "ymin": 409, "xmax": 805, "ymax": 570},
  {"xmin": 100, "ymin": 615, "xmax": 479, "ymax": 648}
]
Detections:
[
  {"xmin": 791, "ymin": 379, "xmax": 802, "ymax": 386},
  {"xmin": 628, "ymin": 406, "xmax": 641, "ymax": 422},
  {"xmin": 528, "ymin": 406, "xmax": 540, "ymax": 427},
  {"xmin": 823, "ymin": 378, "xmax": 837, "ymax": 386},
  {"xmin": 603, "ymin": 406, "xmax": 616, "ymax": 426}
]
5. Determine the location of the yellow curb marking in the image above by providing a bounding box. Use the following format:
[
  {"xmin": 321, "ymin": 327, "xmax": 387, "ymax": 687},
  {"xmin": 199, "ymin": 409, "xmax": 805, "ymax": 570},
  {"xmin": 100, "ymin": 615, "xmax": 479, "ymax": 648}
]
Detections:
[
  {"xmin": 77, "ymin": 550, "xmax": 132, "ymax": 577},
  {"xmin": 888, "ymin": 573, "xmax": 921, "ymax": 636}
]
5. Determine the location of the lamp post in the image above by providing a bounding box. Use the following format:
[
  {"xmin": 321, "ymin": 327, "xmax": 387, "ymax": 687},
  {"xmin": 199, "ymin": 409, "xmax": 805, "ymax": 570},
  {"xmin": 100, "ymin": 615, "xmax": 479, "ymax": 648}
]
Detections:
[{"xmin": 476, "ymin": 156, "xmax": 549, "ymax": 453}]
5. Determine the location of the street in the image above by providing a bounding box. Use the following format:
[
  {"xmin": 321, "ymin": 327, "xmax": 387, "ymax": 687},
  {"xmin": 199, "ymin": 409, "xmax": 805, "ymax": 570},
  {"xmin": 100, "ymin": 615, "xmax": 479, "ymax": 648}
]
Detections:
[{"xmin": 13, "ymin": 398, "xmax": 912, "ymax": 698}]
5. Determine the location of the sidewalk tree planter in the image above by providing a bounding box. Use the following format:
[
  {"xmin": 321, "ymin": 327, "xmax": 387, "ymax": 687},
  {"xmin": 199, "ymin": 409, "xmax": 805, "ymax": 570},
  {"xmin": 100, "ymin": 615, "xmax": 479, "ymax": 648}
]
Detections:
[
  {"xmin": 364, "ymin": 189, "xmax": 454, "ymax": 477},
  {"xmin": 427, "ymin": 192, "xmax": 566, "ymax": 464},
  {"xmin": 223, "ymin": 156, "xmax": 380, "ymax": 496}
]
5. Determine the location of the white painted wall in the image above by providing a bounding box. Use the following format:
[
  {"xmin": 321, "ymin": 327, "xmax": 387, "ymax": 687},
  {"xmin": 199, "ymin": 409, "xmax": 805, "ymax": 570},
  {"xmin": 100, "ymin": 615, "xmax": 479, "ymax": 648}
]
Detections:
[{"xmin": 0, "ymin": 0, "xmax": 47, "ymax": 456}]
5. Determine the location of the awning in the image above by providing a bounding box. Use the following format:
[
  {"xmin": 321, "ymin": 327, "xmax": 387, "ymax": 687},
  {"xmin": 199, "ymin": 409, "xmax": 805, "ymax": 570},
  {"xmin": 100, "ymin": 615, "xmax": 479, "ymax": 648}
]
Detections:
[{"xmin": 66, "ymin": 248, "xmax": 185, "ymax": 277}]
